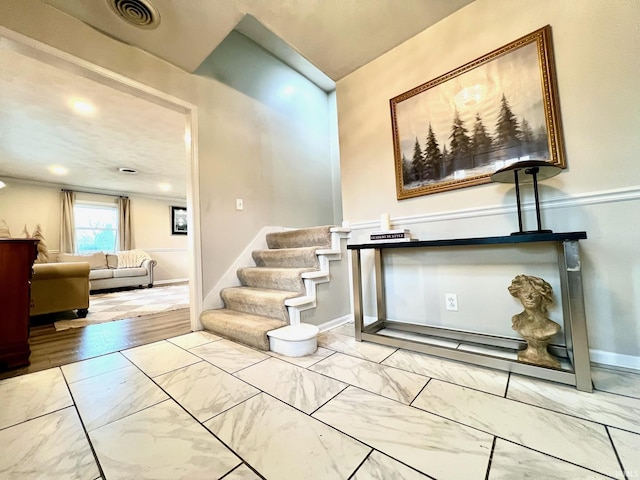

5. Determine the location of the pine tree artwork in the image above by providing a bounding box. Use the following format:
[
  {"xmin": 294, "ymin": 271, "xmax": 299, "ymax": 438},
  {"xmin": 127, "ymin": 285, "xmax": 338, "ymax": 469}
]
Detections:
[{"xmin": 390, "ymin": 25, "xmax": 565, "ymax": 199}]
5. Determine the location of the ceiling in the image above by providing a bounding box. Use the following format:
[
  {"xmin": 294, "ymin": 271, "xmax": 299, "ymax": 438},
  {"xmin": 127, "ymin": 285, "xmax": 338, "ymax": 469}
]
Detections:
[
  {"xmin": 0, "ymin": 0, "xmax": 474, "ymax": 199},
  {"xmin": 0, "ymin": 42, "xmax": 188, "ymax": 199}
]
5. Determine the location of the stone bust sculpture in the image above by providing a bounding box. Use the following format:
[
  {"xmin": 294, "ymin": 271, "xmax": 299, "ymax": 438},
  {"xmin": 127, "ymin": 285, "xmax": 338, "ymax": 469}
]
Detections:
[{"xmin": 508, "ymin": 274, "xmax": 561, "ymax": 368}]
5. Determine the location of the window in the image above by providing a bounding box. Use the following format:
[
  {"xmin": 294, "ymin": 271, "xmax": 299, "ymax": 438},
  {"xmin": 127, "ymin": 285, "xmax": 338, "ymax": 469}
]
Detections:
[{"xmin": 74, "ymin": 203, "xmax": 118, "ymax": 254}]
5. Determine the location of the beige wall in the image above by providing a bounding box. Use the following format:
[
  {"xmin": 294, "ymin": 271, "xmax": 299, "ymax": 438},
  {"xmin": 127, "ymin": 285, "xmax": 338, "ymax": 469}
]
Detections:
[
  {"xmin": 337, "ymin": 0, "xmax": 640, "ymax": 366},
  {"xmin": 0, "ymin": 0, "xmax": 339, "ymax": 299},
  {"xmin": 0, "ymin": 182, "xmax": 188, "ymax": 281},
  {"xmin": 0, "ymin": 183, "xmax": 60, "ymax": 245}
]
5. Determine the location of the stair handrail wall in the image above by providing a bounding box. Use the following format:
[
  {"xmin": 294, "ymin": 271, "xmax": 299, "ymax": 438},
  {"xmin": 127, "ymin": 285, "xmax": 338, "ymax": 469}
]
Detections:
[
  {"xmin": 201, "ymin": 226, "xmax": 290, "ymax": 317},
  {"xmin": 201, "ymin": 226, "xmax": 351, "ymax": 331}
]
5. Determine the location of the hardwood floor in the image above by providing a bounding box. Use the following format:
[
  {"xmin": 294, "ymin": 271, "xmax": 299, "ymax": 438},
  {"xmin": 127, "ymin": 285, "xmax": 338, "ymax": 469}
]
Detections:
[{"xmin": 0, "ymin": 308, "xmax": 192, "ymax": 380}]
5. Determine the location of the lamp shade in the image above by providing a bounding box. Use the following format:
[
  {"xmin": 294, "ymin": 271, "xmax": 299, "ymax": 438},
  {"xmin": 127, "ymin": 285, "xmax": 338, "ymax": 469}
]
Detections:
[{"xmin": 491, "ymin": 160, "xmax": 562, "ymax": 184}]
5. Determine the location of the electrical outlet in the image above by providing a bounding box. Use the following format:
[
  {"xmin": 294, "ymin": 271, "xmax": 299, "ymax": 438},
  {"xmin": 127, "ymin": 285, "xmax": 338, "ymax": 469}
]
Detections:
[
  {"xmin": 445, "ymin": 293, "xmax": 458, "ymax": 311},
  {"xmin": 236, "ymin": 198, "xmax": 243, "ymax": 210}
]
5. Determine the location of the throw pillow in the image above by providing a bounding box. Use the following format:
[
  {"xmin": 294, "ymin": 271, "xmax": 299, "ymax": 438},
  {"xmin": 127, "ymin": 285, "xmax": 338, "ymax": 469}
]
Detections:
[
  {"xmin": 58, "ymin": 252, "xmax": 108, "ymax": 270},
  {"xmin": 0, "ymin": 220, "xmax": 11, "ymax": 238},
  {"xmin": 31, "ymin": 224, "xmax": 50, "ymax": 264}
]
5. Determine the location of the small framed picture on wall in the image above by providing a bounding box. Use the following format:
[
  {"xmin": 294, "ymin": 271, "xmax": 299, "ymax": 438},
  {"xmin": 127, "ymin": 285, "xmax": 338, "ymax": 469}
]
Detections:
[{"xmin": 171, "ymin": 206, "xmax": 187, "ymax": 235}]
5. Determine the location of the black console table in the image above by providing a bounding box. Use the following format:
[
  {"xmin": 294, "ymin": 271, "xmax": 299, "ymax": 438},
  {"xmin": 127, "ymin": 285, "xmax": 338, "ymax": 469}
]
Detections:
[{"xmin": 348, "ymin": 232, "xmax": 592, "ymax": 392}]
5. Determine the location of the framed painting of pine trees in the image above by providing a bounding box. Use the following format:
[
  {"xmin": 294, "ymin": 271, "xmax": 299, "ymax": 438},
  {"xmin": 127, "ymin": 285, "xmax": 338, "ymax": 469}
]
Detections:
[{"xmin": 390, "ymin": 25, "xmax": 565, "ymax": 199}]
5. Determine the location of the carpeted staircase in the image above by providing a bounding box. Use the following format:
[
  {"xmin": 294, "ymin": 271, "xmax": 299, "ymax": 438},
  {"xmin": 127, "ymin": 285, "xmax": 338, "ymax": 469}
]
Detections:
[{"xmin": 200, "ymin": 226, "xmax": 339, "ymax": 353}]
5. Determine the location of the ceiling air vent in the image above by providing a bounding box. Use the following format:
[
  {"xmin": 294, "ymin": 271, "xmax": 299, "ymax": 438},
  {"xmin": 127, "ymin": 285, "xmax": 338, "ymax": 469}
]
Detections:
[{"xmin": 107, "ymin": 0, "xmax": 160, "ymax": 29}]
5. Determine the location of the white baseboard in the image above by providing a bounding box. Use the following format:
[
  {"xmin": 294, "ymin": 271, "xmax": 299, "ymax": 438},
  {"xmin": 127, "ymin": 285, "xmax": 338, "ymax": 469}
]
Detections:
[
  {"xmin": 316, "ymin": 314, "xmax": 353, "ymax": 332},
  {"xmin": 589, "ymin": 349, "xmax": 640, "ymax": 371},
  {"xmin": 154, "ymin": 278, "xmax": 189, "ymax": 285}
]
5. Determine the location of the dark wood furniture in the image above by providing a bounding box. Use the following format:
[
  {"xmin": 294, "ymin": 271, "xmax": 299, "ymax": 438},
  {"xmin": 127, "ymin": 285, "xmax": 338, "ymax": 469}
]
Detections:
[{"xmin": 0, "ymin": 238, "xmax": 38, "ymax": 370}]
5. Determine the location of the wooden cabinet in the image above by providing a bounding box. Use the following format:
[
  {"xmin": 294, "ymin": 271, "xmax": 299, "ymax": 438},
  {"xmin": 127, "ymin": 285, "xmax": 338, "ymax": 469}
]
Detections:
[{"xmin": 0, "ymin": 239, "xmax": 38, "ymax": 370}]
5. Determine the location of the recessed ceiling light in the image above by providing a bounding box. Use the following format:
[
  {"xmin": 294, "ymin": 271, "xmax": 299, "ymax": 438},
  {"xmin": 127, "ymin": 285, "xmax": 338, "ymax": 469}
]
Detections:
[
  {"xmin": 49, "ymin": 165, "xmax": 68, "ymax": 175},
  {"xmin": 70, "ymin": 99, "xmax": 95, "ymax": 115},
  {"xmin": 0, "ymin": 180, "xmax": 5, "ymax": 189},
  {"xmin": 158, "ymin": 183, "xmax": 171, "ymax": 192},
  {"xmin": 119, "ymin": 167, "xmax": 138, "ymax": 174}
]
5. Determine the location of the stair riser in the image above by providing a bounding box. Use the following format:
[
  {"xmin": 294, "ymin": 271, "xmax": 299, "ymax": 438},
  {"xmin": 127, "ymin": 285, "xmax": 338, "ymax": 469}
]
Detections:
[
  {"xmin": 200, "ymin": 309, "xmax": 286, "ymax": 351},
  {"xmin": 252, "ymin": 249, "xmax": 319, "ymax": 268},
  {"xmin": 238, "ymin": 270, "xmax": 306, "ymax": 293},
  {"xmin": 266, "ymin": 226, "xmax": 332, "ymax": 249},
  {"xmin": 221, "ymin": 291, "xmax": 290, "ymax": 322}
]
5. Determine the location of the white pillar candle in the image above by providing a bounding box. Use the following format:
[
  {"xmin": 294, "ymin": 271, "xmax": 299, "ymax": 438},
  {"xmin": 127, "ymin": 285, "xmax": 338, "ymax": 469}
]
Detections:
[{"xmin": 380, "ymin": 213, "xmax": 391, "ymax": 231}]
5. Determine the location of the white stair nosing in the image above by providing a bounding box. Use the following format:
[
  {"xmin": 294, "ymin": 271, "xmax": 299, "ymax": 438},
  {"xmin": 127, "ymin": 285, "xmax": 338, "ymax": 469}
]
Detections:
[
  {"xmin": 316, "ymin": 249, "xmax": 340, "ymax": 255},
  {"xmin": 285, "ymin": 295, "xmax": 315, "ymax": 307},
  {"xmin": 301, "ymin": 271, "xmax": 327, "ymax": 279}
]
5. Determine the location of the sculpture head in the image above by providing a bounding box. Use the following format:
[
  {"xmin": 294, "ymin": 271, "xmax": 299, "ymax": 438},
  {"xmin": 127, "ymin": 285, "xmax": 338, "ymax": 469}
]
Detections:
[{"xmin": 508, "ymin": 274, "xmax": 553, "ymax": 313}]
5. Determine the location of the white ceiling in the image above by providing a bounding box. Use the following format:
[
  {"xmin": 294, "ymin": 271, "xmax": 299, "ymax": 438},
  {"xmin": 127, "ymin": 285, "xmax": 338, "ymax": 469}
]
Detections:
[
  {"xmin": 0, "ymin": 42, "xmax": 188, "ymax": 199},
  {"xmin": 43, "ymin": 0, "xmax": 474, "ymax": 79},
  {"xmin": 0, "ymin": 0, "xmax": 474, "ymax": 199}
]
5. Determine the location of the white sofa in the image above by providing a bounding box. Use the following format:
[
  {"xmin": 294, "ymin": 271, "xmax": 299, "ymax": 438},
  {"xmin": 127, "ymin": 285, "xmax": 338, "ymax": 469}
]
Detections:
[{"xmin": 57, "ymin": 251, "xmax": 156, "ymax": 291}]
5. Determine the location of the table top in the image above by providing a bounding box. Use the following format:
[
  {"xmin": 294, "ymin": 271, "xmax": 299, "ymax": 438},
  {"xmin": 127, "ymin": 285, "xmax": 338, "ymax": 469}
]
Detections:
[{"xmin": 347, "ymin": 231, "xmax": 587, "ymax": 250}]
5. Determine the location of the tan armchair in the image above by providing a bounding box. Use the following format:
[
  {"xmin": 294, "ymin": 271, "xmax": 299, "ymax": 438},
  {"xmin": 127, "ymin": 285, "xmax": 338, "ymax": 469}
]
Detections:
[{"xmin": 30, "ymin": 262, "xmax": 91, "ymax": 317}]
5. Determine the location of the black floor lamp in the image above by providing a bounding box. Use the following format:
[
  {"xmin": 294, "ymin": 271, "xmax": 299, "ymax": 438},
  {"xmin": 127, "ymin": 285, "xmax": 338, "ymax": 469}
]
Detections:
[{"xmin": 491, "ymin": 160, "xmax": 562, "ymax": 235}]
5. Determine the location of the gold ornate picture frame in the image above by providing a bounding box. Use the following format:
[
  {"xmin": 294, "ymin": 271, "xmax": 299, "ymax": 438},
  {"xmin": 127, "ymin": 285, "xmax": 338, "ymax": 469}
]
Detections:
[{"xmin": 390, "ymin": 25, "xmax": 565, "ymax": 200}]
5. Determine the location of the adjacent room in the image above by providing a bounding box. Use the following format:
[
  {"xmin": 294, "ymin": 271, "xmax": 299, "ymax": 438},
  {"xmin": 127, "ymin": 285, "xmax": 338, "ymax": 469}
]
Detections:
[{"xmin": 0, "ymin": 1, "xmax": 639, "ymax": 479}]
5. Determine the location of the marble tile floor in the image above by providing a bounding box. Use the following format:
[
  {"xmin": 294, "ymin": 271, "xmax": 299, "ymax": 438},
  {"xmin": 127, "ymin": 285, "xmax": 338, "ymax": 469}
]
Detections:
[{"xmin": 1, "ymin": 324, "xmax": 640, "ymax": 479}]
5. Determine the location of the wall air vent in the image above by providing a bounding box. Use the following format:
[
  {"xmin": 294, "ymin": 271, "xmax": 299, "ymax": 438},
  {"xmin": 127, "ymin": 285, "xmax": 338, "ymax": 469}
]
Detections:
[{"xmin": 107, "ymin": 0, "xmax": 160, "ymax": 29}]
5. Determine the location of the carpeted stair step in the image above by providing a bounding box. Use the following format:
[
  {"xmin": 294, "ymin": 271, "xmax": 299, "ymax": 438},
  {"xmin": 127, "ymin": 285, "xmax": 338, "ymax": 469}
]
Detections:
[
  {"xmin": 266, "ymin": 226, "xmax": 332, "ymax": 249},
  {"xmin": 221, "ymin": 286, "xmax": 302, "ymax": 322},
  {"xmin": 237, "ymin": 267, "xmax": 315, "ymax": 293},
  {"xmin": 200, "ymin": 308, "xmax": 286, "ymax": 351},
  {"xmin": 252, "ymin": 246, "xmax": 321, "ymax": 268}
]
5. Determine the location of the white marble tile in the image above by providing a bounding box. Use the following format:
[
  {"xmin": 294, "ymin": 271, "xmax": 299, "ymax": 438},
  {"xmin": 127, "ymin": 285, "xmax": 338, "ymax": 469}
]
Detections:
[
  {"xmin": 609, "ymin": 428, "xmax": 640, "ymax": 479},
  {"xmin": 0, "ymin": 406, "xmax": 99, "ymax": 480},
  {"xmin": 267, "ymin": 346, "xmax": 335, "ymax": 368},
  {"xmin": 314, "ymin": 386, "xmax": 493, "ymax": 480},
  {"xmin": 353, "ymin": 450, "xmax": 431, "ymax": 479},
  {"xmin": 0, "ymin": 368, "xmax": 72, "ymax": 430},
  {"xmin": 90, "ymin": 399, "xmax": 240, "ymax": 479},
  {"xmin": 507, "ymin": 374, "xmax": 640, "ymax": 434},
  {"xmin": 383, "ymin": 349, "xmax": 508, "ymax": 396},
  {"xmin": 188, "ymin": 339, "xmax": 269, "ymax": 373},
  {"xmin": 309, "ymin": 352, "xmax": 427, "ymax": 404},
  {"xmin": 318, "ymin": 331, "xmax": 397, "ymax": 362},
  {"xmin": 592, "ymin": 365, "xmax": 640, "ymax": 399},
  {"xmin": 61, "ymin": 352, "xmax": 132, "ymax": 384},
  {"xmin": 121, "ymin": 340, "xmax": 201, "ymax": 377},
  {"xmin": 166, "ymin": 331, "xmax": 221, "ymax": 349},
  {"xmin": 377, "ymin": 328, "xmax": 461, "ymax": 349},
  {"xmin": 413, "ymin": 379, "xmax": 622, "ymax": 478},
  {"xmin": 235, "ymin": 357, "xmax": 347, "ymax": 414},
  {"xmin": 205, "ymin": 392, "xmax": 370, "ymax": 480},
  {"xmin": 69, "ymin": 364, "xmax": 168, "ymax": 431},
  {"xmin": 153, "ymin": 361, "xmax": 259, "ymax": 422},
  {"xmin": 488, "ymin": 438, "xmax": 610, "ymax": 479},
  {"xmin": 225, "ymin": 464, "xmax": 262, "ymax": 480}
]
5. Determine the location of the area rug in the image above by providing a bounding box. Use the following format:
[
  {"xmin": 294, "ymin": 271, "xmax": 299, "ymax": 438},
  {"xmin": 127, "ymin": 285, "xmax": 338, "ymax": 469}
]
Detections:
[{"xmin": 54, "ymin": 284, "xmax": 190, "ymax": 331}]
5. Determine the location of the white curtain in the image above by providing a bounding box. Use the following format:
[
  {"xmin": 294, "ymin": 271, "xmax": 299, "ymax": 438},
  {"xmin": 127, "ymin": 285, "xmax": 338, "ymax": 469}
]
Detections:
[
  {"xmin": 60, "ymin": 190, "xmax": 76, "ymax": 253},
  {"xmin": 118, "ymin": 196, "xmax": 132, "ymax": 251}
]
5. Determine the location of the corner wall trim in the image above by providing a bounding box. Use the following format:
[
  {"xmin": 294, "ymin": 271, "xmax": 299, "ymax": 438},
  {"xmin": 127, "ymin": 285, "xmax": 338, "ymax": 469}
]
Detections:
[
  {"xmin": 316, "ymin": 314, "xmax": 353, "ymax": 332},
  {"xmin": 589, "ymin": 349, "xmax": 640, "ymax": 371}
]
